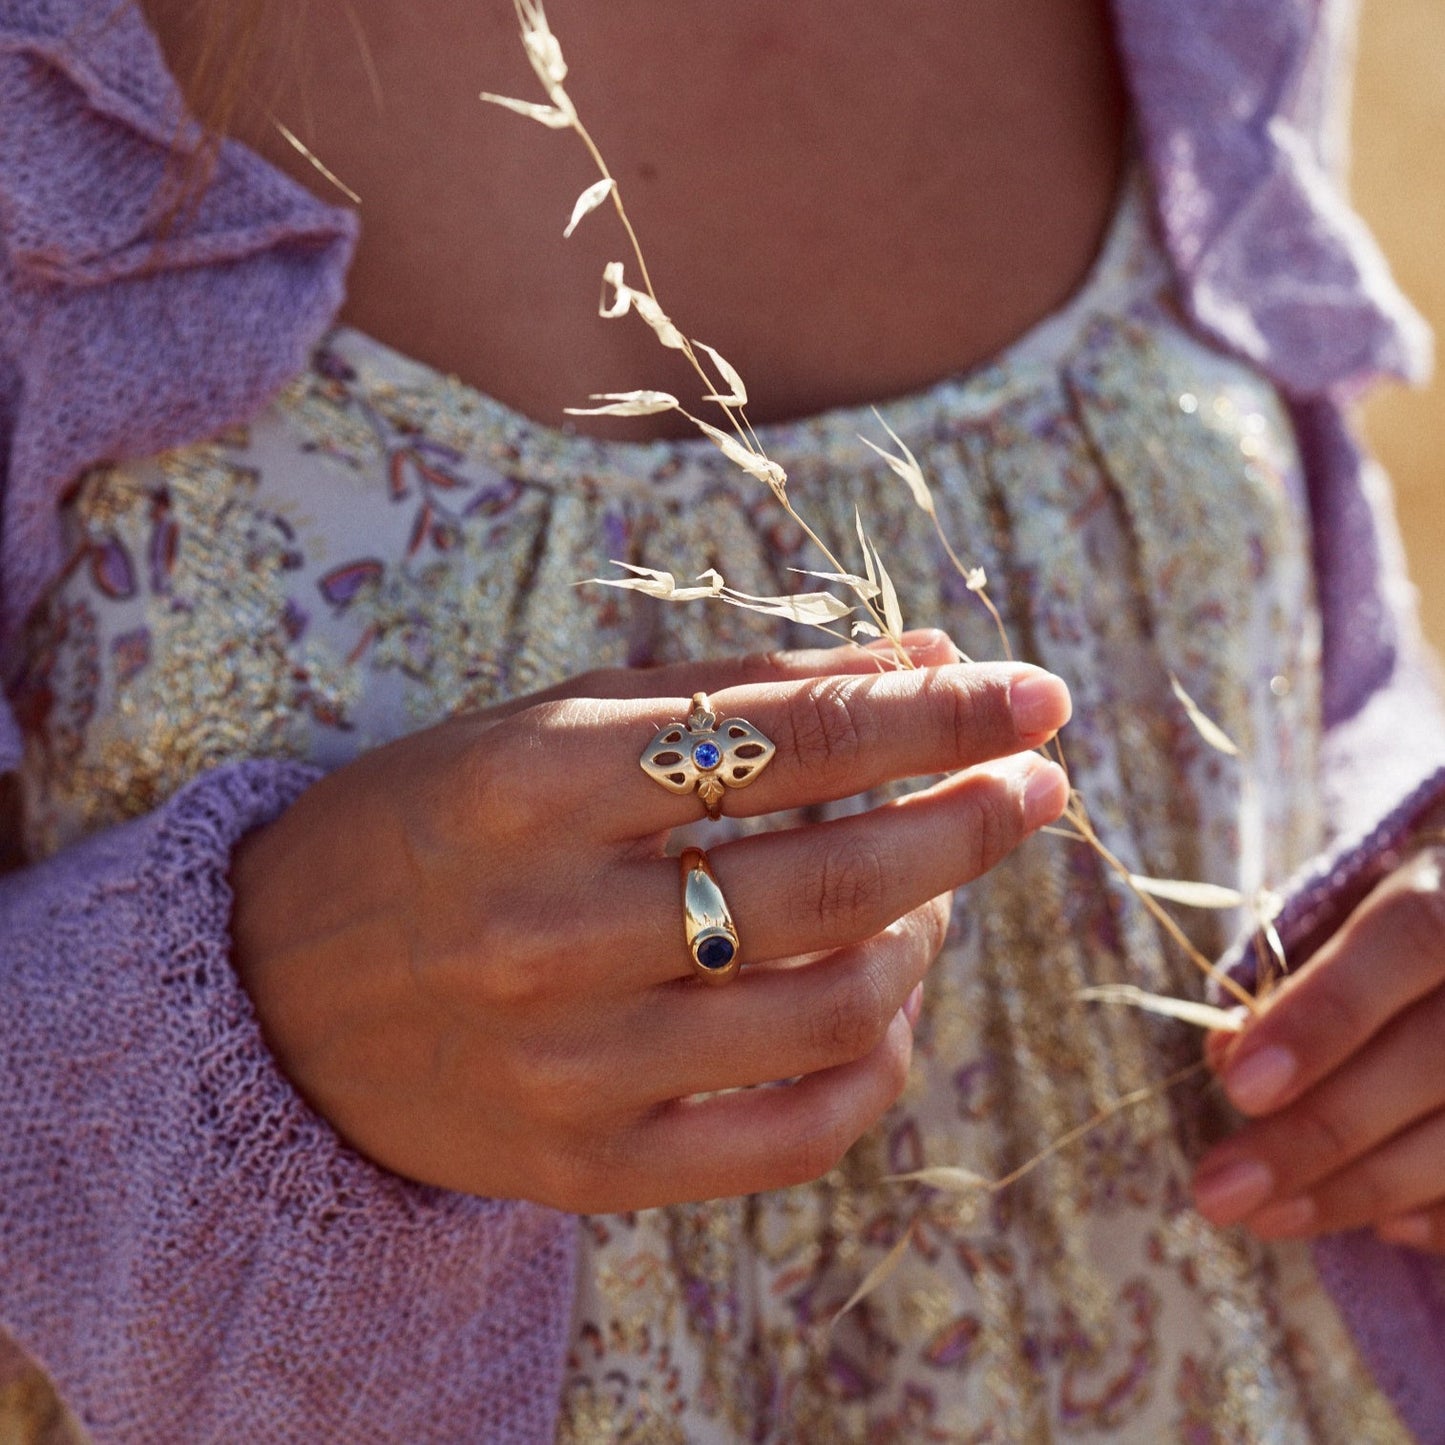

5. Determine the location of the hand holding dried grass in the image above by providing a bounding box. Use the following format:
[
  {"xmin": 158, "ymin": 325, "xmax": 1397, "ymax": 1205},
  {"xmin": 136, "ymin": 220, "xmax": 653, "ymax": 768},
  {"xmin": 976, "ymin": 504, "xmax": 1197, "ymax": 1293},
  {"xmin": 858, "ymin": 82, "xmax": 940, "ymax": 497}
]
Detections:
[{"xmin": 483, "ymin": 0, "xmax": 1285, "ymax": 1304}]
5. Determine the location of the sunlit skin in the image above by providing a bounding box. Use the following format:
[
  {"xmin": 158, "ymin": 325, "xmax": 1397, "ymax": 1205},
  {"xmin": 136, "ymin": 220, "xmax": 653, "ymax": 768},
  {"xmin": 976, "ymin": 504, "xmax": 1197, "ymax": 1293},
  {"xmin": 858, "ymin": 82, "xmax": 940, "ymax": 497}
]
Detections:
[
  {"xmin": 145, "ymin": 1, "xmax": 1445, "ymax": 1246},
  {"xmin": 149, "ymin": 0, "xmax": 1128, "ymax": 435}
]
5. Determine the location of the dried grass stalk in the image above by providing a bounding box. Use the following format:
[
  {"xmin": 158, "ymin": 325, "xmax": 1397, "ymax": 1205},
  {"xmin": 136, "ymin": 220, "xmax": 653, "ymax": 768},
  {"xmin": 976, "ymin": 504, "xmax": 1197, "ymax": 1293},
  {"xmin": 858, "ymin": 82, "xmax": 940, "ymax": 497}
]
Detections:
[{"xmin": 484, "ymin": 1, "xmax": 1277, "ymax": 1296}]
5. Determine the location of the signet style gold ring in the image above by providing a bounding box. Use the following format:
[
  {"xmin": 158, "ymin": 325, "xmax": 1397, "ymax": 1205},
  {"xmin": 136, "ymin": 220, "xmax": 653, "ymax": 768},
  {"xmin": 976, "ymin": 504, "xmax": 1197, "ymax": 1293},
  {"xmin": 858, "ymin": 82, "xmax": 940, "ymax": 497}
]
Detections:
[
  {"xmin": 641, "ymin": 693, "xmax": 776, "ymax": 820},
  {"xmin": 680, "ymin": 847, "xmax": 741, "ymax": 983}
]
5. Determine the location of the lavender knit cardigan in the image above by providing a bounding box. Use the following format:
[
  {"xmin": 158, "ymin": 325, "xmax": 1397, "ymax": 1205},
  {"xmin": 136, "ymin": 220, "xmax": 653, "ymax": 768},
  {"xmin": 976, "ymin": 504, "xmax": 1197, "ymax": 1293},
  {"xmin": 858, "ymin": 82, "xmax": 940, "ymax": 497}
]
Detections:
[{"xmin": 3, "ymin": 0, "xmax": 1445, "ymax": 1440}]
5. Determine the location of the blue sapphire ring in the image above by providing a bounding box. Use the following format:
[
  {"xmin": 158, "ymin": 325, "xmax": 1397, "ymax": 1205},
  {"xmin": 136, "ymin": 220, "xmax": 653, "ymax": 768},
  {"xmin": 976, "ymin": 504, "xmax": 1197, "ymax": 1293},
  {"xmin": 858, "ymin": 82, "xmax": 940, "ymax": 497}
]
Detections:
[
  {"xmin": 680, "ymin": 847, "xmax": 741, "ymax": 983},
  {"xmin": 641, "ymin": 692, "xmax": 776, "ymax": 820}
]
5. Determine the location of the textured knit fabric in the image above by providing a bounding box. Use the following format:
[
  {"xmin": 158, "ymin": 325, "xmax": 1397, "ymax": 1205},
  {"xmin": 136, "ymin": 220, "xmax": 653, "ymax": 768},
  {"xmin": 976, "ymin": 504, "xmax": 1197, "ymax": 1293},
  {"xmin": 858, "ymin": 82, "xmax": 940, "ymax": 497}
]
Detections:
[
  {"xmin": 0, "ymin": 760, "xmax": 578, "ymax": 1442},
  {"xmin": 3, "ymin": 0, "xmax": 1445, "ymax": 1442}
]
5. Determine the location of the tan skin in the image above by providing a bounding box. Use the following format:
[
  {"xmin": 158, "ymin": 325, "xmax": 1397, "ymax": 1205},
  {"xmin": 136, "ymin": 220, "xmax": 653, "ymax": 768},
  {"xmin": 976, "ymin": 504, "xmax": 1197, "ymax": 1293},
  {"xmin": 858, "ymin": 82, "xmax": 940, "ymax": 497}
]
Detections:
[{"xmin": 145, "ymin": 1, "xmax": 1445, "ymax": 1241}]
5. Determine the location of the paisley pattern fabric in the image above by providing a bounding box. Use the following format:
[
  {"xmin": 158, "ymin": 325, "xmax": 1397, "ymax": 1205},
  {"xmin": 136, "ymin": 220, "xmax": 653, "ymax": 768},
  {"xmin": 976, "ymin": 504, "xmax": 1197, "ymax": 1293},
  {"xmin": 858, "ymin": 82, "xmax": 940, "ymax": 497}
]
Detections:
[{"xmin": 9, "ymin": 183, "xmax": 1411, "ymax": 1442}]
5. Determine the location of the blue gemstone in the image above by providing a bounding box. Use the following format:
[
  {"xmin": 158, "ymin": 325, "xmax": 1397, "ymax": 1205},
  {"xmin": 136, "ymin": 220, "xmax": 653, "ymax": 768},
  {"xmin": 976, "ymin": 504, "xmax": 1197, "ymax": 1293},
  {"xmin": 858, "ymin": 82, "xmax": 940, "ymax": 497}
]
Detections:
[
  {"xmin": 692, "ymin": 740, "xmax": 722, "ymax": 771},
  {"xmin": 696, "ymin": 935, "xmax": 736, "ymax": 971}
]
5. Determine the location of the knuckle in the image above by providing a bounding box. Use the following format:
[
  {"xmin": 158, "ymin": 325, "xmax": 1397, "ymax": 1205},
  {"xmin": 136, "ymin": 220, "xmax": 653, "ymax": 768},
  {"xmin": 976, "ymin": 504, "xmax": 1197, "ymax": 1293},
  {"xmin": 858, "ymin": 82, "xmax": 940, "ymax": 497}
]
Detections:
[
  {"xmin": 543, "ymin": 1126, "xmax": 643, "ymax": 1213},
  {"xmin": 530, "ymin": 1139, "xmax": 606, "ymax": 1213},
  {"xmin": 1289, "ymin": 1100, "xmax": 1360, "ymax": 1178},
  {"xmin": 472, "ymin": 913, "xmax": 563, "ymax": 1008},
  {"xmin": 812, "ymin": 960, "xmax": 894, "ymax": 1062},
  {"xmin": 965, "ymin": 785, "xmax": 1027, "ymax": 878},
  {"xmin": 1334, "ymin": 1162, "xmax": 1396, "ymax": 1222},
  {"xmin": 456, "ymin": 714, "xmax": 570, "ymax": 835},
  {"xmin": 740, "ymin": 648, "xmax": 796, "ymax": 684},
  {"xmin": 813, "ymin": 836, "xmax": 891, "ymax": 937},
  {"xmin": 786, "ymin": 679, "xmax": 874, "ymax": 774},
  {"xmin": 915, "ymin": 895, "xmax": 952, "ymax": 958},
  {"xmin": 1380, "ymin": 875, "xmax": 1445, "ymax": 962},
  {"xmin": 921, "ymin": 666, "xmax": 1008, "ymax": 758},
  {"xmin": 1302, "ymin": 976, "xmax": 1375, "ymax": 1057},
  {"xmin": 452, "ymin": 736, "xmax": 522, "ymax": 832},
  {"xmin": 786, "ymin": 1107, "xmax": 858, "ymax": 1189},
  {"xmin": 506, "ymin": 1036, "xmax": 595, "ymax": 1123}
]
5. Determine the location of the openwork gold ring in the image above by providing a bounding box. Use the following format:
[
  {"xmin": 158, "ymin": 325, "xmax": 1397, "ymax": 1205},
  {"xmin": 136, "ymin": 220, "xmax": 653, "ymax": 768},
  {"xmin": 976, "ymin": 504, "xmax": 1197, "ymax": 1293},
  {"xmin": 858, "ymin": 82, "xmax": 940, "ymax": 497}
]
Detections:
[
  {"xmin": 680, "ymin": 847, "xmax": 741, "ymax": 984},
  {"xmin": 641, "ymin": 692, "xmax": 776, "ymax": 820}
]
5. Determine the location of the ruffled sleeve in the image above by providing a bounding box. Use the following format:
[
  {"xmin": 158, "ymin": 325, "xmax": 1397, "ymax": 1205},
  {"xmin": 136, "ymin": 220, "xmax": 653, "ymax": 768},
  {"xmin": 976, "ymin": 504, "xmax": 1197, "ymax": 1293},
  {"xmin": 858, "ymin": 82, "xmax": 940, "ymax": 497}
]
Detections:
[
  {"xmin": 0, "ymin": 0, "xmax": 357, "ymax": 771},
  {"xmin": 1112, "ymin": 0, "xmax": 1432, "ymax": 398},
  {"xmin": 0, "ymin": 760, "xmax": 577, "ymax": 1442}
]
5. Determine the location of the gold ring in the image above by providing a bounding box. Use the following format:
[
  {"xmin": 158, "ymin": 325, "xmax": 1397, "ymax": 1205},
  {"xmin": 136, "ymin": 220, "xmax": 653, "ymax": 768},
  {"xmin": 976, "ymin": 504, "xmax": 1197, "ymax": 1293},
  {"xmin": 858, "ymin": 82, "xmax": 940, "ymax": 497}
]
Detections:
[
  {"xmin": 641, "ymin": 692, "xmax": 776, "ymax": 820},
  {"xmin": 680, "ymin": 846, "xmax": 741, "ymax": 984}
]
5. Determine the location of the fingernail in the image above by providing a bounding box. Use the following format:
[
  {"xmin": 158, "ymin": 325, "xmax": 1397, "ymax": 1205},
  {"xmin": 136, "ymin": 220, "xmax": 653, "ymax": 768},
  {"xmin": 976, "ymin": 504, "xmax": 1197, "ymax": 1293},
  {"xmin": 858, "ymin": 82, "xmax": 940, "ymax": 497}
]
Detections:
[
  {"xmin": 1010, "ymin": 672, "xmax": 1072, "ymax": 738},
  {"xmin": 1377, "ymin": 1213, "xmax": 1433, "ymax": 1248},
  {"xmin": 865, "ymin": 629, "xmax": 952, "ymax": 659},
  {"xmin": 1022, "ymin": 761, "xmax": 1069, "ymax": 829},
  {"xmin": 1205, "ymin": 1011, "xmax": 1247, "ymax": 1074},
  {"xmin": 1225, "ymin": 1045, "xmax": 1296, "ymax": 1113},
  {"xmin": 1193, "ymin": 1158, "xmax": 1273, "ymax": 1224},
  {"xmin": 904, "ymin": 982, "xmax": 925, "ymax": 1028},
  {"xmin": 901, "ymin": 629, "xmax": 951, "ymax": 656},
  {"xmin": 1247, "ymin": 1195, "xmax": 1315, "ymax": 1238}
]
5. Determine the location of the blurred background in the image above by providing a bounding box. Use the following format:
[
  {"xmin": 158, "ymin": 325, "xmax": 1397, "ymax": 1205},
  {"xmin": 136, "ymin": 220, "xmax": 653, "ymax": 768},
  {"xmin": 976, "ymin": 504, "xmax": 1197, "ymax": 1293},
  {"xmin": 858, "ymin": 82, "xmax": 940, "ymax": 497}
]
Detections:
[{"xmin": 1355, "ymin": 0, "xmax": 1445, "ymax": 651}]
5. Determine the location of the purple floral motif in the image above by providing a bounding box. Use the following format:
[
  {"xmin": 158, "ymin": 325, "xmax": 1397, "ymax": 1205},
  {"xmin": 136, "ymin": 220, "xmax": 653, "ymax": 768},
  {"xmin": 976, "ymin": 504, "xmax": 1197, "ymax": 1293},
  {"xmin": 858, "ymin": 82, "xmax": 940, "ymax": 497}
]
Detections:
[
  {"xmin": 887, "ymin": 1118, "xmax": 923, "ymax": 1177},
  {"xmin": 281, "ymin": 599, "xmax": 309, "ymax": 641},
  {"xmin": 110, "ymin": 628, "xmax": 151, "ymax": 685},
  {"xmin": 823, "ymin": 1349, "xmax": 873, "ymax": 1402},
  {"xmin": 1057, "ymin": 1279, "xmax": 1159, "ymax": 1430},
  {"xmin": 923, "ymin": 1315, "xmax": 981, "ymax": 1370},
  {"xmin": 88, "ymin": 538, "xmax": 136, "ymax": 600},
  {"xmin": 406, "ymin": 506, "xmax": 432, "ymax": 558},
  {"xmin": 385, "ymin": 446, "xmax": 503, "ymax": 559},
  {"xmin": 460, "ymin": 483, "xmax": 519, "ymax": 520},
  {"xmin": 951, "ymin": 1057, "xmax": 995, "ymax": 1123},
  {"xmin": 148, "ymin": 510, "xmax": 178, "ymax": 595},
  {"xmin": 317, "ymin": 559, "xmax": 384, "ymax": 609}
]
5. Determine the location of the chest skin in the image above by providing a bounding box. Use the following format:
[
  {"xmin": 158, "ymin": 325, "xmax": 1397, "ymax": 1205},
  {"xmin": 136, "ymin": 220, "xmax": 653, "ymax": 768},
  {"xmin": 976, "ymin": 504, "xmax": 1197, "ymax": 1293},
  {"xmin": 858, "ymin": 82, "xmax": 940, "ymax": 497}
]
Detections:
[{"xmin": 147, "ymin": 0, "xmax": 1128, "ymax": 437}]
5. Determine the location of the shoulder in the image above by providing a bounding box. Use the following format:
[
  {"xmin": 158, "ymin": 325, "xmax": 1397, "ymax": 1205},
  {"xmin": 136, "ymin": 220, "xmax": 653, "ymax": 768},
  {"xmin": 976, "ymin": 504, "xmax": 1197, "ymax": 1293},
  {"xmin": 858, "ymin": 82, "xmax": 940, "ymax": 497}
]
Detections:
[{"xmin": 0, "ymin": 0, "xmax": 356, "ymax": 657}]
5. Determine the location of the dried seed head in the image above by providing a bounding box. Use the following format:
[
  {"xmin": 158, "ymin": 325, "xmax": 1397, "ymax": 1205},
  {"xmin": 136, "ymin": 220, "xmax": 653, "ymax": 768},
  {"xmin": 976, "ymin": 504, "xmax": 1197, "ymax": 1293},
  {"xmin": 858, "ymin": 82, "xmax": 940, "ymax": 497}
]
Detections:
[
  {"xmin": 515, "ymin": 0, "xmax": 568, "ymax": 90},
  {"xmin": 695, "ymin": 341, "xmax": 748, "ymax": 409},
  {"xmin": 583, "ymin": 565, "xmax": 854, "ymax": 626},
  {"xmin": 1077, "ymin": 985, "xmax": 1246, "ymax": 1034},
  {"xmin": 564, "ymin": 390, "xmax": 680, "ymax": 418},
  {"xmin": 1124, "ymin": 875, "xmax": 1244, "ymax": 910},
  {"xmin": 580, "ymin": 562, "xmax": 725, "ymax": 602},
  {"xmin": 564, "ymin": 178, "xmax": 616, "ymax": 237},
  {"xmin": 860, "ymin": 411, "xmax": 936, "ymax": 518},
  {"xmin": 1169, "ymin": 673, "xmax": 1240, "ymax": 757},
  {"xmin": 688, "ymin": 416, "xmax": 789, "ymax": 494},
  {"xmin": 478, "ymin": 92, "xmax": 575, "ymax": 129}
]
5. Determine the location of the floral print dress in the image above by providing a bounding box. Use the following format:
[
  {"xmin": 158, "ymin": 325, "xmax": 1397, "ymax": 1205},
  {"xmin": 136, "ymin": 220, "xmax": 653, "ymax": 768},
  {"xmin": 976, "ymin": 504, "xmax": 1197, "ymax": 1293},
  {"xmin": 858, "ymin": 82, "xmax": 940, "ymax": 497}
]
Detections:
[{"xmin": 8, "ymin": 179, "xmax": 1412, "ymax": 1443}]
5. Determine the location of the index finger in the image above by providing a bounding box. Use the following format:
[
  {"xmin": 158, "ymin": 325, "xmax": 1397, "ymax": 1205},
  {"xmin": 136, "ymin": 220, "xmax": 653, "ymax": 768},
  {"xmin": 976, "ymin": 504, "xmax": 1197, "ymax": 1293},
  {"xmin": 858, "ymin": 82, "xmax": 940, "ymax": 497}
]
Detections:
[{"xmin": 502, "ymin": 660, "xmax": 1071, "ymax": 839}]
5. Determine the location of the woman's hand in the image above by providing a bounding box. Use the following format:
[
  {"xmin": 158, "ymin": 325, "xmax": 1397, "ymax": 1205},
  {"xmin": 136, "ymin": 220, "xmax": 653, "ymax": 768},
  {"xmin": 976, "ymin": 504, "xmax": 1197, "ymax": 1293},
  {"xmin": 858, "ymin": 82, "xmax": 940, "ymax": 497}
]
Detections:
[
  {"xmin": 1193, "ymin": 839, "xmax": 1445, "ymax": 1250},
  {"xmin": 229, "ymin": 631, "xmax": 1071, "ymax": 1212}
]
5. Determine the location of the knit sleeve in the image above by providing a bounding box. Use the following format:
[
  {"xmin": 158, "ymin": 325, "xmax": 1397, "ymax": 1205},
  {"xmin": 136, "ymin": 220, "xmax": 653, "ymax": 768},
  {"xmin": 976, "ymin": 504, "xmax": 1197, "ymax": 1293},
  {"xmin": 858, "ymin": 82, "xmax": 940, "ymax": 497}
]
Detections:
[
  {"xmin": 1230, "ymin": 431, "xmax": 1445, "ymax": 982},
  {"xmin": 0, "ymin": 760, "xmax": 577, "ymax": 1444},
  {"xmin": 0, "ymin": 0, "xmax": 356, "ymax": 720}
]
